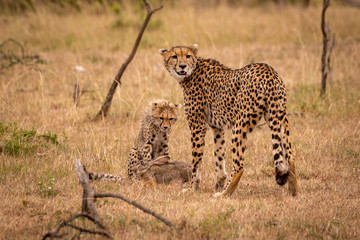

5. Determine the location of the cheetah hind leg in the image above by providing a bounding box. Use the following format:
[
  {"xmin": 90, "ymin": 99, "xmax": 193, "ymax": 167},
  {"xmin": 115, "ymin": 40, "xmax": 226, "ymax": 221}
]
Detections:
[
  {"xmin": 281, "ymin": 116, "xmax": 298, "ymax": 196},
  {"xmin": 274, "ymin": 116, "xmax": 298, "ymax": 196},
  {"xmin": 265, "ymin": 107, "xmax": 290, "ymax": 187}
]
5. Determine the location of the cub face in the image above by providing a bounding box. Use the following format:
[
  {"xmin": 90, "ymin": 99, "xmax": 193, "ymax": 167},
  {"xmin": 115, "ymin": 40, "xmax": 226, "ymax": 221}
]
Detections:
[
  {"xmin": 151, "ymin": 100, "xmax": 181, "ymax": 131},
  {"xmin": 159, "ymin": 44, "xmax": 198, "ymax": 82}
]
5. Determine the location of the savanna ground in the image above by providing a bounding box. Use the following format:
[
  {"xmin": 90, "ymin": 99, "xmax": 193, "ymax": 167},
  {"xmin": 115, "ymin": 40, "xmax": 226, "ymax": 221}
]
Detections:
[{"xmin": 0, "ymin": 1, "xmax": 359, "ymax": 239}]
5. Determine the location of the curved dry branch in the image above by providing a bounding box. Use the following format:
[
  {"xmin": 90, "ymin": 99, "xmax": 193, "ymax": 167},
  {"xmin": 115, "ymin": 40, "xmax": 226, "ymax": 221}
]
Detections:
[
  {"xmin": 95, "ymin": 192, "xmax": 176, "ymax": 230},
  {"xmin": 42, "ymin": 213, "xmax": 111, "ymax": 240},
  {"xmin": 0, "ymin": 38, "xmax": 43, "ymax": 69},
  {"xmin": 94, "ymin": 0, "xmax": 163, "ymax": 120},
  {"xmin": 44, "ymin": 158, "xmax": 176, "ymax": 239}
]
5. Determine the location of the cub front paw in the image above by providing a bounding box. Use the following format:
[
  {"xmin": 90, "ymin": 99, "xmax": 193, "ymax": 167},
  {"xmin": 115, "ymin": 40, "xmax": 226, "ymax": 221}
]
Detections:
[
  {"xmin": 182, "ymin": 188, "xmax": 190, "ymax": 193},
  {"xmin": 213, "ymin": 192, "xmax": 224, "ymax": 198}
]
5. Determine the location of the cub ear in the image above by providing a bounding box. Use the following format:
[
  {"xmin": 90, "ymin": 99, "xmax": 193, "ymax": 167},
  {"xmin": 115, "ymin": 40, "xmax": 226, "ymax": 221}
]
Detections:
[
  {"xmin": 189, "ymin": 44, "xmax": 199, "ymax": 54},
  {"xmin": 159, "ymin": 49, "xmax": 168, "ymax": 56},
  {"xmin": 152, "ymin": 102, "xmax": 158, "ymax": 108},
  {"xmin": 174, "ymin": 103, "xmax": 181, "ymax": 110}
]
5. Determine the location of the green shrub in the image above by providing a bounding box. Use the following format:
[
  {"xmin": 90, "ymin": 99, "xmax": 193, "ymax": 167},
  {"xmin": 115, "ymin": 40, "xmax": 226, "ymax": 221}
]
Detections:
[{"xmin": 0, "ymin": 122, "xmax": 63, "ymax": 156}]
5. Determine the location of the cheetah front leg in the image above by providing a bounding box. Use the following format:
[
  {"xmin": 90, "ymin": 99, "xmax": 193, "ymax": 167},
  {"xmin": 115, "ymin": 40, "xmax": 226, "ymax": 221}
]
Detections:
[
  {"xmin": 128, "ymin": 148, "xmax": 141, "ymax": 180},
  {"xmin": 157, "ymin": 132, "xmax": 170, "ymax": 157},
  {"xmin": 212, "ymin": 127, "xmax": 228, "ymax": 192},
  {"xmin": 138, "ymin": 143, "xmax": 153, "ymax": 168},
  {"xmin": 183, "ymin": 127, "xmax": 206, "ymax": 192}
]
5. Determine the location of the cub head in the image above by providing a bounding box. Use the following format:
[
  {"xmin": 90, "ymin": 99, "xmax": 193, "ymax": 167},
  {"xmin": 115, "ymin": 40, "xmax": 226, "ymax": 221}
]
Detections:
[
  {"xmin": 159, "ymin": 44, "xmax": 198, "ymax": 82},
  {"xmin": 150, "ymin": 100, "xmax": 181, "ymax": 131}
]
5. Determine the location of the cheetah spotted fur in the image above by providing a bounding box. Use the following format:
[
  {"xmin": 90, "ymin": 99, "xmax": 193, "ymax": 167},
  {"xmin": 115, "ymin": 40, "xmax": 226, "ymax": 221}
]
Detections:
[{"xmin": 159, "ymin": 44, "xmax": 298, "ymax": 197}]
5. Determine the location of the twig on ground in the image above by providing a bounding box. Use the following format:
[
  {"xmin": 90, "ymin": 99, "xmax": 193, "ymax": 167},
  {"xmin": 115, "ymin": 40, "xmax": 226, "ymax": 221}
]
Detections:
[
  {"xmin": 0, "ymin": 38, "xmax": 46, "ymax": 69},
  {"xmin": 73, "ymin": 82, "xmax": 81, "ymax": 107}
]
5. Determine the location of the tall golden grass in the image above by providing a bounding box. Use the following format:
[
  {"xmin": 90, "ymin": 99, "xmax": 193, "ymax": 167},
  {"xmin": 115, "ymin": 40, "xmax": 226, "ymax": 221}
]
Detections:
[{"xmin": 0, "ymin": 1, "xmax": 359, "ymax": 239}]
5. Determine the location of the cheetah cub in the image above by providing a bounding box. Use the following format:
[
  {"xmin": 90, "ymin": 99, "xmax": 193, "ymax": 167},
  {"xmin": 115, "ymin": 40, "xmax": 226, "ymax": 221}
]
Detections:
[
  {"xmin": 85, "ymin": 100, "xmax": 189, "ymax": 185},
  {"xmin": 127, "ymin": 99, "xmax": 181, "ymax": 180}
]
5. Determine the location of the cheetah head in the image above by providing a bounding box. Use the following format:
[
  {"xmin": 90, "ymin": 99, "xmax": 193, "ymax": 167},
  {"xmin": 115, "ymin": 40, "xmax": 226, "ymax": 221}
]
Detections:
[
  {"xmin": 159, "ymin": 44, "xmax": 198, "ymax": 82},
  {"xmin": 151, "ymin": 100, "xmax": 181, "ymax": 132}
]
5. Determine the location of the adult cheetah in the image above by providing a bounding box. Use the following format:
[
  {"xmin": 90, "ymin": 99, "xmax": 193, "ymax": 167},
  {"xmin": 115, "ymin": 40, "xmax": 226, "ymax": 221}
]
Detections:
[{"xmin": 159, "ymin": 44, "xmax": 298, "ymax": 197}]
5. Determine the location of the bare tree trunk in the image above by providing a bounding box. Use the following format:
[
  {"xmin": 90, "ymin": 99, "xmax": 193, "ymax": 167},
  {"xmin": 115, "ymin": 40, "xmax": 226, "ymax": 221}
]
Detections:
[
  {"xmin": 320, "ymin": 0, "xmax": 335, "ymax": 97},
  {"xmin": 94, "ymin": 0, "xmax": 163, "ymax": 120}
]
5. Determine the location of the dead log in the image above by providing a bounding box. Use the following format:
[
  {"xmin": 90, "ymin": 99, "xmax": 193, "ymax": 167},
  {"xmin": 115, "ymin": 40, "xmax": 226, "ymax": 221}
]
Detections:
[{"xmin": 94, "ymin": 0, "xmax": 163, "ymax": 120}]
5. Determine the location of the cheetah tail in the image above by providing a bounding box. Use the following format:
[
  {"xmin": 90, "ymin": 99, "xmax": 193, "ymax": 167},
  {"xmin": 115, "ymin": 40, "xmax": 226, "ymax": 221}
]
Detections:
[{"xmin": 88, "ymin": 171, "xmax": 124, "ymax": 183}]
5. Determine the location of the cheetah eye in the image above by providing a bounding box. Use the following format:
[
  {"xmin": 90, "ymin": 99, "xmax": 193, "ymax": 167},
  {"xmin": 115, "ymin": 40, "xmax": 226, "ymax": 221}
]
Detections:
[
  {"xmin": 169, "ymin": 118, "xmax": 174, "ymax": 121},
  {"xmin": 186, "ymin": 55, "xmax": 191, "ymax": 59},
  {"xmin": 159, "ymin": 117, "xmax": 164, "ymax": 120},
  {"xmin": 172, "ymin": 55, "xmax": 177, "ymax": 59}
]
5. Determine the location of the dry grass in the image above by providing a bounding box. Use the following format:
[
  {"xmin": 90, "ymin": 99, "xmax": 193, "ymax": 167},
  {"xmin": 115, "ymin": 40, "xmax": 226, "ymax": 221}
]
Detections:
[{"xmin": 0, "ymin": 2, "xmax": 359, "ymax": 239}]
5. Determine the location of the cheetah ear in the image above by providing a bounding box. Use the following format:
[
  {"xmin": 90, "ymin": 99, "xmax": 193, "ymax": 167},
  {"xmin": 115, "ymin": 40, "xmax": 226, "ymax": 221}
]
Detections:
[
  {"xmin": 174, "ymin": 103, "xmax": 181, "ymax": 110},
  {"xmin": 151, "ymin": 102, "xmax": 158, "ymax": 113},
  {"xmin": 159, "ymin": 49, "xmax": 168, "ymax": 56},
  {"xmin": 189, "ymin": 44, "xmax": 199, "ymax": 55}
]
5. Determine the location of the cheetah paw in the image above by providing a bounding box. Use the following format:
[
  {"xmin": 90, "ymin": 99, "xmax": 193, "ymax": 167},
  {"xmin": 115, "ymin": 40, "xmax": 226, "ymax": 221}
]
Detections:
[
  {"xmin": 182, "ymin": 188, "xmax": 190, "ymax": 193},
  {"xmin": 213, "ymin": 192, "xmax": 224, "ymax": 198}
]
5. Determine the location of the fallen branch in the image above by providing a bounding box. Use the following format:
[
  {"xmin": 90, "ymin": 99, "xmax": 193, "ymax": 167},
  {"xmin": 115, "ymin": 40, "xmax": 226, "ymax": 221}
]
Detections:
[
  {"xmin": 95, "ymin": 192, "xmax": 175, "ymax": 230},
  {"xmin": 74, "ymin": 159, "xmax": 107, "ymax": 229},
  {"xmin": 76, "ymin": 159, "xmax": 175, "ymax": 230},
  {"xmin": 43, "ymin": 158, "xmax": 176, "ymax": 239},
  {"xmin": 94, "ymin": 0, "xmax": 163, "ymax": 120},
  {"xmin": 42, "ymin": 213, "xmax": 111, "ymax": 240}
]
